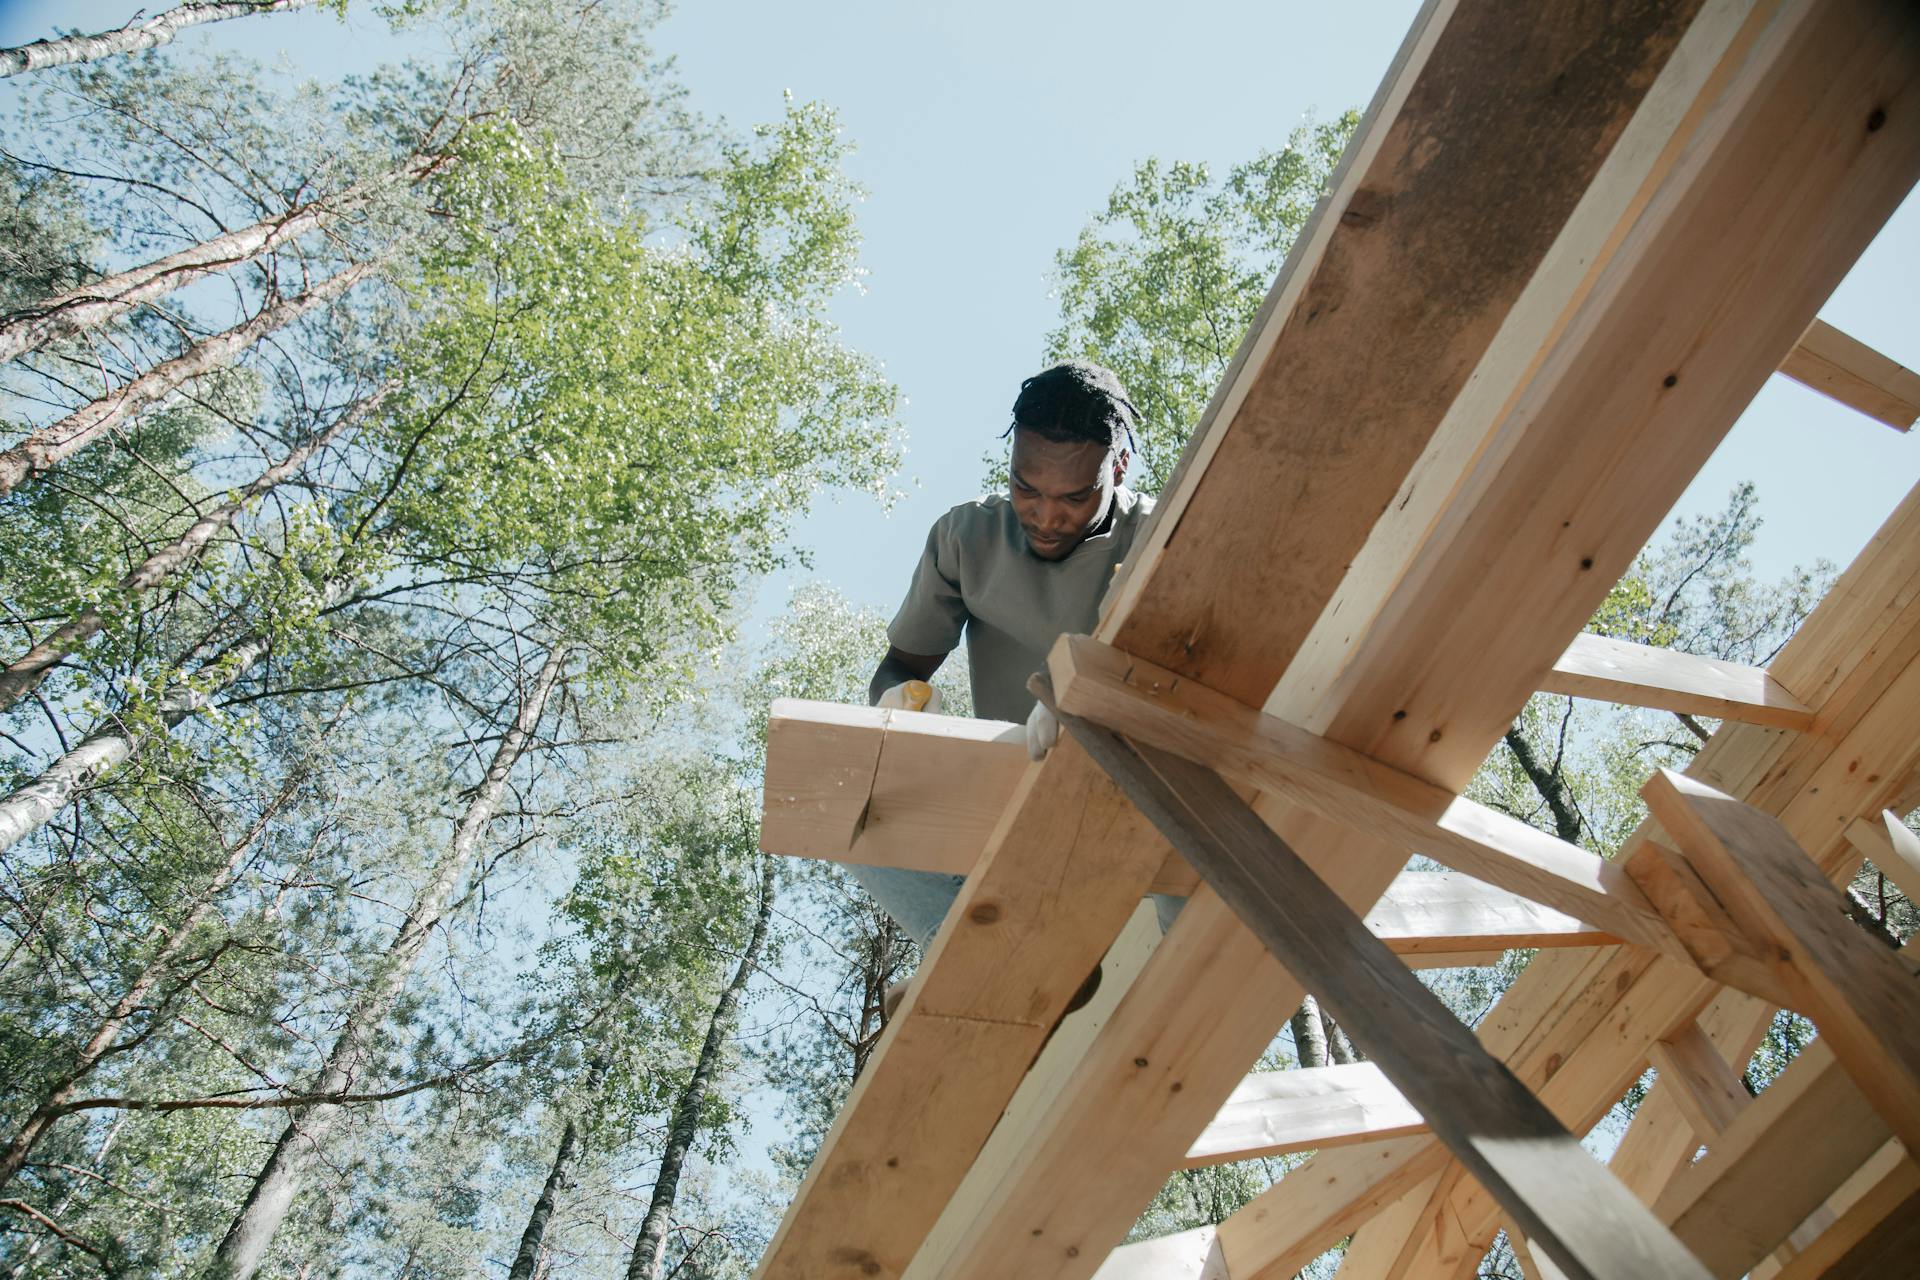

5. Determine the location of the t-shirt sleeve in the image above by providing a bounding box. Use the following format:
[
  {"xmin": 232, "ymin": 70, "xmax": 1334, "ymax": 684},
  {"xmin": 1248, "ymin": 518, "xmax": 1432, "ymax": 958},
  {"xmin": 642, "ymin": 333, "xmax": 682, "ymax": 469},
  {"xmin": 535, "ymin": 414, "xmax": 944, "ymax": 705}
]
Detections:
[{"xmin": 887, "ymin": 512, "xmax": 969, "ymax": 656}]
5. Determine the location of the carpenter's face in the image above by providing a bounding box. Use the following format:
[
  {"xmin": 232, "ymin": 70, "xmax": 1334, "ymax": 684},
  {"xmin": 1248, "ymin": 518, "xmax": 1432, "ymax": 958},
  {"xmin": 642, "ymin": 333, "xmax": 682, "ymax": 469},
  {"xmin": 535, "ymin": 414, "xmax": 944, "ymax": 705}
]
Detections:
[{"xmin": 1009, "ymin": 428, "xmax": 1127, "ymax": 561}]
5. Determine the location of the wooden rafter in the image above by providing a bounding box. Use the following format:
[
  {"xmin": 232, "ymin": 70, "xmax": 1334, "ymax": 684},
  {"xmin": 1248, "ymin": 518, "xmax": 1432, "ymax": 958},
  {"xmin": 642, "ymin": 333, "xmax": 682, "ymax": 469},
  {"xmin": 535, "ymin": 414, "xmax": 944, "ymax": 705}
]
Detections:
[{"xmin": 752, "ymin": 0, "xmax": 1920, "ymax": 1275}]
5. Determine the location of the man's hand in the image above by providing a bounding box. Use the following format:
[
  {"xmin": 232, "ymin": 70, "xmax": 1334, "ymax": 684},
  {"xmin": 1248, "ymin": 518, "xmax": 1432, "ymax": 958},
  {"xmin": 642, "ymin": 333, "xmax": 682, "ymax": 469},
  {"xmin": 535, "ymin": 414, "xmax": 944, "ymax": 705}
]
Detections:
[
  {"xmin": 1025, "ymin": 698, "xmax": 1058, "ymax": 761},
  {"xmin": 877, "ymin": 679, "xmax": 942, "ymax": 714}
]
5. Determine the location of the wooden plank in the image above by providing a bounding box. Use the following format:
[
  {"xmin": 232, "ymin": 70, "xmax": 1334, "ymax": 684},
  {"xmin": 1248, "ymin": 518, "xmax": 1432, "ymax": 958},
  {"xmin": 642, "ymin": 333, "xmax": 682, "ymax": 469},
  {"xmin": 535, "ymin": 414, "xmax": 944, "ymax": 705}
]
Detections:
[
  {"xmin": 1227, "ymin": 1140, "xmax": 1452, "ymax": 1280},
  {"xmin": 1387, "ymin": 493, "xmax": 1920, "ymax": 1271},
  {"xmin": 1643, "ymin": 768, "xmax": 1920, "ymax": 1155},
  {"xmin": 1845, "ymin": 811, "xmax": 1920, "ymax": 907},
  {"xmin": 754, "ymin": 738, "xmax": 1176, "ymax": 1280},
  {"xmin": 760, "ymin": 698, "xmax": 1197, "ymax": 893},
  {"xmin": 1623, "ymin": 840, "xmax": 1795, "ymax": 1007},
  {"xmin": 1538, "ymin": 633, "xmax": 1813, "ymax": 729},
  {"xmin": 1094, "ymin": 0, "xmax": 1709, "ymax": 709},
  {"xmin": 906, "ymin": 902, "xmax": 1163, "ymax": 1274},
  {"xmin": 762, "ymin": 698, "xmax": 887, "ymax": 859},
  {"xmin": 1770, "ymin": 1143, "xmax": 1920, "ymax": 1280},
  {"xmin": 917, "ymin": 0, "xmax": 1920, "ymax": 1272},
  {"xmin": 1655, "ymin": 1039, "xmax": 1892, "ymax": 1277},
  {"xmin": 1051, "ymin": 635, "xmax": 1687, "ymax": 960},
  {"xmin": 1328, "ymin": 1170, "xmax": 1449, "ymax": 1280},
  {"xmin": 1779, "ymin": 317, "xmax": 1920, "ymax": 432},
  {"xmin": 1091, "ymin": 1226, "xmax": 1229, "ymax": 1280},
  {"xmin": 1059, "ymin": 708, "xmax": 1712, "ymax": 1280},
  {"xmin": 1369, "ymin": 872, "xmax": 1616, "ymax": 953},
  {"xmin": 1182, "ymin": 1063, "xmax": 1427, "ymax": 1168},
  {"xmin": 1645, "ymin": 1021, "xmax": 1749, "ymax": 1139}
]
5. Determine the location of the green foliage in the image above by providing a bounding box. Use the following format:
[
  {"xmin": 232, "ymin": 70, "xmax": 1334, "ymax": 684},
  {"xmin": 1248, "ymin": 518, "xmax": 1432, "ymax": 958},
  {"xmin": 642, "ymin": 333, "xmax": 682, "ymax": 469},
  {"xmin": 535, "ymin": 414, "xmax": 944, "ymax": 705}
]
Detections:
[
  {"xmin": 987, "ymin": 113, "xmax": 1357, "ymax": 492},
  {"xmin": 370, "ymin": 107, "xmax": 900, "ymax": 683}
]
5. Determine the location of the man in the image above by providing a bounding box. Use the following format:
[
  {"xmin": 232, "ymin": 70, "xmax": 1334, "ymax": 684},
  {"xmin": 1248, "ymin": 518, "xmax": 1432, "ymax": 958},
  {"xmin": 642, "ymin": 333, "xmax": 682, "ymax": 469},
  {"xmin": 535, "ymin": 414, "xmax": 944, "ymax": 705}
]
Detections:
[{"xmin": 859, "ymin": 359, "xmax": 1155, "ymax": 950}]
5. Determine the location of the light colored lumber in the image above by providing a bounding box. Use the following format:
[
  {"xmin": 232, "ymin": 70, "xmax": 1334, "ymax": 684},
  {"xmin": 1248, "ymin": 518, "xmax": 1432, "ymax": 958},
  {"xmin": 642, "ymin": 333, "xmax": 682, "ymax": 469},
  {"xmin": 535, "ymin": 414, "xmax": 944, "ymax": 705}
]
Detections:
[
  {"xmin": 1230, "ymin": 1139, "xmax": 1451, "ymax": 1280},
  {"xmin": 1751, "ymin": 1138, "xmax": 1905, "ymax": 1279},
  {"xmin": 754, "ymin": 737, "xmax": 1177, "ymax": 1280},
  {"xmin": 906, "ymin": 901, "xmax": 1162, "ymax": 1273},
  {"xmin": 1539, "ymin": 632, "xmax": 1813, "ymax": 730},
  {"xmin": 1779, "ymin": 317, "xmax": 1920, "ymax": 431},
  {"xmin": 1655, "ymin": 1039, "xmax": 1892, "ymax": 1277},
  {"xmin": 936, "ymin": 0, "xmax": 1920, "ymax": 1266},
  {"xmin": 1643, "ymin": 768, "xmax": 1920, "ymax": 1156},
  {"xmin": 1091, "ymin": 1226, "xmax": 1228, "ymax": 1280},
  {"xmin": 1844, "ymin": 810, "xmax": 1920, "ymax": 907},
  {"xmin": 760, "ymin": 698, "xmax": 1198, "ymax": 893},
  {"xmin": 1050, "ymin": 635, "xmax": 1687, "ymax": 962},
  {"xmin": 1770, "ymin": 1142, "xmax": 1920, "ymax": 1280},
  {"xmin": 886, "ymin": 0, "xmax": 1920, "ymax": 1273},
  {"xmin": 1092, "ymin": 0, "xmax": 1710, "ymax": 711},
  {"xmin": 1645, "ymin": 1021, "xmax": 1749, "ymax": 1139},
  {"xmin": 1504, "ymin": 1218, "xmax": 1572, "ymax": 1280},
  {"xmin": 1061, "ymin": 710, "xmax": 1712, "ymax": 1280},
  {"xmin": 1368, "ymin": 871, "xmax": 1616, "ymax": 953},
  {"xmin": 1380, "ymin": 486, "xmax": 1920, "ymax": 1272},
  {"xmin": 1622, "ymin": 840, "xmax": 1795, "ymax": 1007},
  {"xmin": 1182, "ymin": 1063, "xmax": 1426, "ymax": 1168},
  {"xmin": 1328, "ymin": 1169, "xmax": 1448, "ymax": 1280}
]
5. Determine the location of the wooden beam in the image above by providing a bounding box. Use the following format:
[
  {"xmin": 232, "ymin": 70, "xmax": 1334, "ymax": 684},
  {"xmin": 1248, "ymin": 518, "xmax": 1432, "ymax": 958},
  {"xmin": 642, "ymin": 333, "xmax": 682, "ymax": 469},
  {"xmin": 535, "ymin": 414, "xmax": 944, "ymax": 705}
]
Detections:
[
  {"xmin": 1369, "ymin": 871, "xmax": 1616, "ymax": 953},
  {"xmin": 909, "ymin": 0, "xmax": 1920, "ymax": 1272},
  {"xmin": 1655, "ymin": 1039, "xmax": 1892, "ymax": 1277},
  {"xmin": 1844, "ymin": 810, "xmax": 1920, "ymax": 907},
  {"xmin": 1090, "ymin": 1227, "xmax": 1228, "ymax": 1280},
  {"xmin": 754, "ymin": 738, "xmax": 1178, "ymax": 1280},
  {"xmin": 761, "ymin": 698, "xmax": 1198, "ymax": 894},
  {"xmin": 1643, "ymin": 768, "xmax": 1920, "ymax": 1156},
  {"xmin": 1050, "ymin": 634, "xmax": 1688, "ymax": 962},
  {"xmin": 1539, "ymin": 633, "xmax": 1813, "ymax": 730},
  {"xmin": 1770, "ymin": 1143, "xmax": 1920, "ymax": 1280},
  {"xmin": 1059, "ymin": 707, "xmax": 1711, "ymax": 1280},
  {"xmin": 1779, "ymin": 317, "xmax": 1920, "ymax": 431},
  {"xmin": 1325, "ymin": 1168, "xmax": 1448, "ymax": 1280},
  {"xmin": 1182, "ymin": 1063, "xmax": 1426, "ymax": 1168},
  {"xmin": 1645, "ymin": 1021, "xmax": 1750, "ymax": 1140}
]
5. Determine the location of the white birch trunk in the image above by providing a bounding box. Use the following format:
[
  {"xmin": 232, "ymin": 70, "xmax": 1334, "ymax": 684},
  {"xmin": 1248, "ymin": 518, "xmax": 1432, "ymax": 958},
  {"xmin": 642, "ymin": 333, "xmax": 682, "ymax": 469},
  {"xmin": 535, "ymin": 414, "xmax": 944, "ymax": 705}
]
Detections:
[
  {"xmin": 0, "ymin": 260, "xmax": 374, "ymax": 497},
  {"xmin": 200, "ymin": 646, "xmax": 568, "ymax": 1280},
  {"xmin": 0, "ymin": 799, "xmax": 278, "ymax": 1188},
  {"xmin": 627, "ymin": 858, "xmax": 774, "ymax": 1280},
  {"xmin": 0, "ymin": 2, "xmax": 317, "ymax": 78},
  {"xmin": 0, "ymin": 631, "xmax": 273, "ymax": 854},
  {"xmin": 0, "ymin": 384, "xmax": 390, "ymax": 713}
]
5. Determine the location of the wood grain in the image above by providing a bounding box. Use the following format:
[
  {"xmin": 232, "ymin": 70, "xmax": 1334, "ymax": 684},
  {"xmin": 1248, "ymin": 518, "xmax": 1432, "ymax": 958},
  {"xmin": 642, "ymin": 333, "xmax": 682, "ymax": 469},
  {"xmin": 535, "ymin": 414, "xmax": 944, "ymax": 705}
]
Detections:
[
  {"xmin": 1062, "ymin": 709, "xmax": 1711, "ymax": 1280},
  {"xmin": 1779, "ymin": 318, "xmax": 1920, "ymax": 431},
  {"xmin": 1539, "ymin": 633, "xmax": 1813, "ymax": 730}
]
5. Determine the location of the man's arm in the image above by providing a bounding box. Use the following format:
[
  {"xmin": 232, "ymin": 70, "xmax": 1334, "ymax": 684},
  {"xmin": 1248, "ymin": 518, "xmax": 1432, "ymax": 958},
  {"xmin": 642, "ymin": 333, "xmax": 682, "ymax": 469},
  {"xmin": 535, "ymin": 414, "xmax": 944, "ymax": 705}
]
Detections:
[{"xmin": 869, "ymin": 645, "xmax": 946, "ymax": 705}]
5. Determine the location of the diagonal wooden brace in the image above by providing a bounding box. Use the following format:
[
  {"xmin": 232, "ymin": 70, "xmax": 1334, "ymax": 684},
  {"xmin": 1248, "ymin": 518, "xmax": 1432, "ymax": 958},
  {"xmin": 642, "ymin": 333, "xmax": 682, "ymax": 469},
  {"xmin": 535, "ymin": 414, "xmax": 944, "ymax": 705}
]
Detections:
[
  {"xmin": 1641, "ymin": 768, "xmax": 1920, "ymax": 1158},
  {"xmin": 1050, "ymin": 693, "xmax": 1713, "ymax": 1280}
]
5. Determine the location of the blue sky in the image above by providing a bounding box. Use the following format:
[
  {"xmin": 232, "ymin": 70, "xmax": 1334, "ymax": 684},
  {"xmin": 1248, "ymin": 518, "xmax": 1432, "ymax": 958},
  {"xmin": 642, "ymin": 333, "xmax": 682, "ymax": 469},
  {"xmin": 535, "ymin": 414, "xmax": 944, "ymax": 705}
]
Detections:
[{"xmin": 4, "ymin": 0, "xmax": 1916, "ymax": 632}]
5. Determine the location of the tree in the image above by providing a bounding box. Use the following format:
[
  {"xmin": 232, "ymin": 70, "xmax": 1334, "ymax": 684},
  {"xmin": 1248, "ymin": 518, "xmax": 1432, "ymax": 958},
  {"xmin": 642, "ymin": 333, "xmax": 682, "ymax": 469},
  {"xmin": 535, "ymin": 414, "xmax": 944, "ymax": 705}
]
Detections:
[
  {"xmin": 988, "ymin": 113, "xmax": 1358, "ymax": 493},
  {"xmin": 0, "ymin": 3, "xmax": 331, "ymax": 80}
]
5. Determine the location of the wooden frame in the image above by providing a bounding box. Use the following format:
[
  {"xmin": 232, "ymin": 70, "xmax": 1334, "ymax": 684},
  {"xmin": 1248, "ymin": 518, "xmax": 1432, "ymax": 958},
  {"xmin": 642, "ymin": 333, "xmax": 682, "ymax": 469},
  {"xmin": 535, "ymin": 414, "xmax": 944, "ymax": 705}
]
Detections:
[{"xmin": 750, "ymin": 0, "xmax": 1920, "ymax": 1275}]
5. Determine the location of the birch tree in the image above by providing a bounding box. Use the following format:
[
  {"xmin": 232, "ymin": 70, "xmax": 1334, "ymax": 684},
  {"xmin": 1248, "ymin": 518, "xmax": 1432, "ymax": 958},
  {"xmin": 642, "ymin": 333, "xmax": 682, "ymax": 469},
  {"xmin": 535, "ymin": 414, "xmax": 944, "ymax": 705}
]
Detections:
[
  {"xmin": 201, "ymin": 643, "xmax": 566, "ymax": 1280},
  {"xmin": 628, "ymin": 855, "xmax": 774, "ymax": 1280},
  {"xmin": 0, "ymin": 3, "xmax": 329, "ymax": 79}
]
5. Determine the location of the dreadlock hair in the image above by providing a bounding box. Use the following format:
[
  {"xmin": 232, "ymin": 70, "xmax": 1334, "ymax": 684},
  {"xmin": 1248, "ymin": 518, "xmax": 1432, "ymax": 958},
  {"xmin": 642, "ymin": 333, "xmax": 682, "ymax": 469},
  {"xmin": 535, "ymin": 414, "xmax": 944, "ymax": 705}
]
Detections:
[{"xmin": 1004, "ymin": 359, "xmax": 1140, "ymax": 453}]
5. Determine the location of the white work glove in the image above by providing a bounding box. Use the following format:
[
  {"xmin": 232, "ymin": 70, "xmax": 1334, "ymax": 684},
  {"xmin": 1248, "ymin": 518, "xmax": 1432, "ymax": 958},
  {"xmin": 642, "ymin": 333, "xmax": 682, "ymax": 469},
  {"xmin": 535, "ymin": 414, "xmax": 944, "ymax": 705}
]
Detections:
[
  {"xmin": 877, "ymin": 679, "xmax": 942, "ymax": 714},
  {"xmin": 1025, "ymin": 698, "xmax": 1059, "ymax": 761}
]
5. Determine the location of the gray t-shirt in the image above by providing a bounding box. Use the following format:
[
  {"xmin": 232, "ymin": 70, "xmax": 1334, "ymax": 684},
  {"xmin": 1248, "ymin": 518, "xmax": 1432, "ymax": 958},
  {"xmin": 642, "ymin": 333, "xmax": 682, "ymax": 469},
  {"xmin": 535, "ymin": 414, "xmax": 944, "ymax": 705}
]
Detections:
[{"xmin": 887, "ymin": 489, "xmax": 1155, "ymax": 723}]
